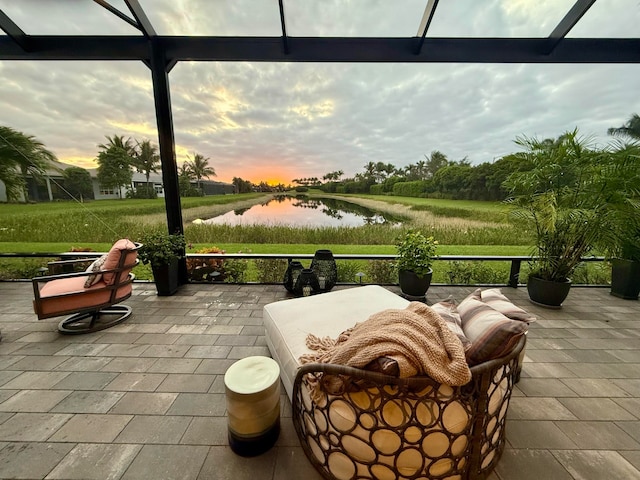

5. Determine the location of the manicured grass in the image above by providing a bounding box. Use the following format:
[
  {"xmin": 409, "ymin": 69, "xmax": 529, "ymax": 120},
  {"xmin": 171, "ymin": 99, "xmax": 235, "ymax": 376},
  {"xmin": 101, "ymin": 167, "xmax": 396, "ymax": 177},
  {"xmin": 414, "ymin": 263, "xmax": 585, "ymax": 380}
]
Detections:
[
  {"xmin": 0, "ymin": 242, "xmax": 531, "ymax": 256},
  {"xmin": 331, "ymin": 193, "xmax": 510, "ymax": 224},
  {"xmin": 0, "ymin": 194, "xmax": 268, "ymax": 243}
]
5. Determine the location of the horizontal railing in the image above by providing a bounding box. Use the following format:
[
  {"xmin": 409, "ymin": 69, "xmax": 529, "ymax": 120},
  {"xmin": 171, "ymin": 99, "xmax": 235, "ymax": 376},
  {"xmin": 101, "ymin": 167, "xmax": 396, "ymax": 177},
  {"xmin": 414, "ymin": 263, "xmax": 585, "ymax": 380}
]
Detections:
[{"xmin": 0, "ymin": 251, "xmax": 608, "ymax": 287}]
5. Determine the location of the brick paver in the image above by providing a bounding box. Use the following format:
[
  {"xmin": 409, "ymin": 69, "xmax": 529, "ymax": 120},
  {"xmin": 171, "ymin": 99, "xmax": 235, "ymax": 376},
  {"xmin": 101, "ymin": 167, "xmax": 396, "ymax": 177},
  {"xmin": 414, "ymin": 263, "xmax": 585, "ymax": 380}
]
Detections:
[{"xmin": 0, "ymin": 282, "xmax": 639, "ymax": 479}]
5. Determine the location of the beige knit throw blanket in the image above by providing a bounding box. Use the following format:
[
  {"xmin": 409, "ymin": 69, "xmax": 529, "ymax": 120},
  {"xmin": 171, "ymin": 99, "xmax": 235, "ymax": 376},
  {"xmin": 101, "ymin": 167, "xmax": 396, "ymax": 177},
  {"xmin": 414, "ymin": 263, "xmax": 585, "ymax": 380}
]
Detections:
[{"xmin": 300, "ymin": 302, "xmax": 472, "ymax": 387}]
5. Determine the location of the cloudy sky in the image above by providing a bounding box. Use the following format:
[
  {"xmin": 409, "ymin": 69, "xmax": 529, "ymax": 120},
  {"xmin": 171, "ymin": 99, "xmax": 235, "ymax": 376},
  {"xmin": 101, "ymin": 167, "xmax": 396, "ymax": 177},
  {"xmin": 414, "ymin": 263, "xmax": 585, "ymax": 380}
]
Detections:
[{"xmin": 1, "ymin": 0, "xmax": 639, "ymax": 185}]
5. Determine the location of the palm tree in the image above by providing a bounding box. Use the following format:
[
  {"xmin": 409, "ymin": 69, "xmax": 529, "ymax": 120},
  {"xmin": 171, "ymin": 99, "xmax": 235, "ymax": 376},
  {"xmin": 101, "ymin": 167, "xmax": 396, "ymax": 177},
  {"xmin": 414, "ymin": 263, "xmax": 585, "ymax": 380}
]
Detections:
[
  {"xmin": 186, "ymin": 153, "xmax": 216, "ymax": 190},
  {"xmin": 133, "ymin": 140, "xmax": 160, "ymax": 189},
  {"xmin": 0, "ymin": 125, "xmax": 57, "ymax": 201},
  {"xmin": 96, "ymin": 134, "xmax": 135, "ymax": 199},
  {"xmin": 363, "ymin": 161, "xmax": 376, "ymax": 180},
  {"xmin": 178, "ymin": 163, "xmax": 192, "ymax": 178},
  {"xmin": 608, "ymin": 113, "xmax": 640, "ymax": 141},
  {"xmin": 98, "ymin": 134, "xmax": 135, "ymax": 157},
  {"xmin": 425, "ymin": 151, "xmax": 449, "ymax": 178}
]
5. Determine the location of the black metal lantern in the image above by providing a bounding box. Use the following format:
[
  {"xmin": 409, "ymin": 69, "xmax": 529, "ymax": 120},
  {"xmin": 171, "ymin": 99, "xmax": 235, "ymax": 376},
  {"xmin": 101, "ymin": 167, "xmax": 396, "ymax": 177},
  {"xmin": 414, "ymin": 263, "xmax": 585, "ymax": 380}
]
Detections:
[
  {"xmin": 294, "ymin": 268, "xmax": 320, "ymax": 297},
  {"xmin": 310, "ymin": 249, "xmax": 338, "ymax": 292},
  {"xmin": 283, "ymin": 260, "xmax": 304, "ymax": 293}
]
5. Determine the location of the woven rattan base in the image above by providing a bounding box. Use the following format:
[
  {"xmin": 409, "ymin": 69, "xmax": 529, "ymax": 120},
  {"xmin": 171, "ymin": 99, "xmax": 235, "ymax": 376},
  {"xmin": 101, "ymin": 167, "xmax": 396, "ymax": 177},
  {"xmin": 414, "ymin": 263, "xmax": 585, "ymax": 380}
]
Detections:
[{"xmin": 292, "ymin": 336, "xmax": 525, "ymax": 480}]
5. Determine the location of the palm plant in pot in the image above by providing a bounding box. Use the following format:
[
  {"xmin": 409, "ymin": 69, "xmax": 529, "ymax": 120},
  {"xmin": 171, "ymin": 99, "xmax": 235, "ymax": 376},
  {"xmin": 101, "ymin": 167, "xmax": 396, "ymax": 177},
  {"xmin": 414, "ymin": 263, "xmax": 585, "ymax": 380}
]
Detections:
[
  {"xmin": 595, "ymin": 141, "xmax": 640, "ymax": 299},
  {"xmin": 608, "ymin": 232, "xmax": 640, "ymax": 299},
  {"xmin": 395, "ymin": 229, "xmax": 438, "ymax": 297},
  {"xmin": 505, "ymin": 130, "xmax": 604, "ymax": 308},
  {"xmin": 138, "ymin": 231, "xmax": 186, "ymax": 296}
]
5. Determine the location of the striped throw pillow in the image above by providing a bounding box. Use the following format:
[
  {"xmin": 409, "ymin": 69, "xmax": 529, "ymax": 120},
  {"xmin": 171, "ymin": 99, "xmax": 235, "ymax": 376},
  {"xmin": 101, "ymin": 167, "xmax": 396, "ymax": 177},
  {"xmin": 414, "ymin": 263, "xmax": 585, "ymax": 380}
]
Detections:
[
  {"xmin": 458, "ymin": 295, "xmax": 528, "ymax": 366},
  {"xmin": 480, "ymin": 288, "xmax": 537, "ymax": 323},
  {"xmin": 431, "ymin": 297, "xmax": 471, "ymax": 351}
]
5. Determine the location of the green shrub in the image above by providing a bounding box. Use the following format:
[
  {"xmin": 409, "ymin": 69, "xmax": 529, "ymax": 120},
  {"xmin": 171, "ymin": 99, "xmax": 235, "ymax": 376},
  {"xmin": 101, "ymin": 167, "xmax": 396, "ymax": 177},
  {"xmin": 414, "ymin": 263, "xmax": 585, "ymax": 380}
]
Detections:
[
  {"xmin": 254, "ymin": 258, "xmax": 288, "ymax": 283},
  {"xmin": 369, "ymin": 184, "xmax": 384, "ymax": 195},
  {"xmin": 445, "ymin": 261, "xmax": 506, "ymax": 285},
  {"xmin": 336, "ymin": 260, "xmax": 362, "ymax": 283},
  {"xmin": 571, "ymin": 262, "xmax": 611, "ymax": 285},
  {"xmin": 367, "ymin": 260, "xmax": 396, "ymax": 284},
  {"xmin": 223, "ymin": 258, "xmax": 249, "ymax": 283},
  {"xmin": 395, "ymin": 230, "xmax": 438, "ymax": 276},
  {"xmin": 0, "ymin": 258, "xmax": 52, "ymax": 280},
  {"xmin": 392, "ymin": 181, "xmax": 429, "ymax": 197},
  {"xmin": 138, "ymin": 232, "xmax": 186, "ymax": 267},
  {"xmin": 126, "ymin": 185, "xmax": 157, "ymax": 199}
]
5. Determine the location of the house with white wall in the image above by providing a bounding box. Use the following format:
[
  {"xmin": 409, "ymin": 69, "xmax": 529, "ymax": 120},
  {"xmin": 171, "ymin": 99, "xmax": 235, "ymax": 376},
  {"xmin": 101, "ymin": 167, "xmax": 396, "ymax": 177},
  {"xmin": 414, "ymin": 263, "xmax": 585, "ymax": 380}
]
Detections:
[{"xmin": 0, "ymin": 161, "xmax": 235, "ymax": 202}]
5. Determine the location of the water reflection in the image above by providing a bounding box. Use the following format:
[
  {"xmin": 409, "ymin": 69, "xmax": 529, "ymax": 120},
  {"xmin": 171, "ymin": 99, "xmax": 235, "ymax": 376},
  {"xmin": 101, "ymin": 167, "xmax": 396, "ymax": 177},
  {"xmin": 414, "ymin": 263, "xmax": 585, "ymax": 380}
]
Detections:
[{"xmin": 203, "ymin": 195, "xmax": 401, "ymax": 227}]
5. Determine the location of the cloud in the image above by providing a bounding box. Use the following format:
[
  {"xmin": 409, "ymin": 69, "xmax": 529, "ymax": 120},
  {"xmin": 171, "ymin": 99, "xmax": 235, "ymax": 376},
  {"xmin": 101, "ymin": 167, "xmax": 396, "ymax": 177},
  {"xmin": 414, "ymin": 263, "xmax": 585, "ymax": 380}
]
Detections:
[{"xmin": 1, "ymin": 1, "xmax": 639, "ymax": 184}]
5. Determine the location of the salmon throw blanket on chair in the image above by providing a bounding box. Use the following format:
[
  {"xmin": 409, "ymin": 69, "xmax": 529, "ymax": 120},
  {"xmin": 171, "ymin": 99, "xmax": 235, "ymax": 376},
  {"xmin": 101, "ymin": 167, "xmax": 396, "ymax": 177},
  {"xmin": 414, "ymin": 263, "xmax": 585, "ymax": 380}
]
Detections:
[{"xmin": 300, "ymin": 301, "xmax": 472, "ymax": 391}]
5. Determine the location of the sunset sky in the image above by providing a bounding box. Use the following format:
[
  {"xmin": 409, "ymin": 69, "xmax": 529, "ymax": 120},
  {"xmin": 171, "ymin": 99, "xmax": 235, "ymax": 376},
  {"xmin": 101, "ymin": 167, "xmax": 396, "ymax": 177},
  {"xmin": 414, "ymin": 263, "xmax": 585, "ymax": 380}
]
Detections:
[{"xmin": 1, "ymin": 0, "xmax": 639, "ymax": 186}]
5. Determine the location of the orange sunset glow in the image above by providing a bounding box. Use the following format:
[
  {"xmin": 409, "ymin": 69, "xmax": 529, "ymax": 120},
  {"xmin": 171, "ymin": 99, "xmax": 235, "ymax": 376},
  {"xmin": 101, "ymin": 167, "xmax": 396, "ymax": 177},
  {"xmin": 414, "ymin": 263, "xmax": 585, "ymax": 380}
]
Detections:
[{"xmin": 217, "ymin": 163, "xmax": 299, "ymax": 186}]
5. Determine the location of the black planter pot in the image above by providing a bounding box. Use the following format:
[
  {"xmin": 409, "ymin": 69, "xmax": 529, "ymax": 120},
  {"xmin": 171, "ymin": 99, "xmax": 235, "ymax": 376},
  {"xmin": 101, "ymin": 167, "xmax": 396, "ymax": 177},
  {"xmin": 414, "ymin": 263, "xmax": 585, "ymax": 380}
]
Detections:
[
  {"xmin": 610, "ymin": 258, "xmax": 640, "ymax": 300},
  {"xmin": 151, "ymin": 257, "xmax": 179, "ymax": 296},
  {"xmin": 527, "ymin": 275, "xmax": 571, "ymax": 308},
  {"xmin": 398, "ymin": 269, "xmax": 433, "ymax": 297}
]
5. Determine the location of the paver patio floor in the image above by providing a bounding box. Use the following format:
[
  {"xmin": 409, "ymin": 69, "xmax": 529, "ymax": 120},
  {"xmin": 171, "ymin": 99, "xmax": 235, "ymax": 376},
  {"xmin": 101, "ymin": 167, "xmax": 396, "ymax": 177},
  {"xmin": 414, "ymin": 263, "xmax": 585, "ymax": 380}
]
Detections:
[{"xmin": 1, "ymin": 282, "xmax": 639, "ymax": 479}]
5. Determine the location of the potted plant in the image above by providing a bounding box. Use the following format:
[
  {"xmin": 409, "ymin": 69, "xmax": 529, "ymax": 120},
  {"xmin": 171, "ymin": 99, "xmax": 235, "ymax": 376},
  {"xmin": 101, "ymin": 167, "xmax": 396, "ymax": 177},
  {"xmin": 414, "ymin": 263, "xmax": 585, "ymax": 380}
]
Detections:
[
  {"xmin": 505, "ymin": 130, "xmax": 605, "ymax": 308},
  {"xmin": 395, "ymin": 229, "xmax": 438, "ymax": 297},
  {"xmin": 138, "ymin": 231, "xmax": 186, "ymax": 296},
  {"xmin": 609, "ymin": 232, "xmax": 640, "ymax": 299},
  {"xmin": 594, "ymin": 142, "xmax": 640, "ymax": 300}
]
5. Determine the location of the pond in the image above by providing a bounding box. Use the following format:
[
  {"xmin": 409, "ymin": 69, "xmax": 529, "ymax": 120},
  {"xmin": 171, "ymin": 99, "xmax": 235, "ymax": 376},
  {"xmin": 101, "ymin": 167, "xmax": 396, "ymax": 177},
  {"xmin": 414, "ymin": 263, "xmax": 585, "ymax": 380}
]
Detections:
[{"xmin": 201, "ymin": 195, "xmax": 402, "ymax": 227}]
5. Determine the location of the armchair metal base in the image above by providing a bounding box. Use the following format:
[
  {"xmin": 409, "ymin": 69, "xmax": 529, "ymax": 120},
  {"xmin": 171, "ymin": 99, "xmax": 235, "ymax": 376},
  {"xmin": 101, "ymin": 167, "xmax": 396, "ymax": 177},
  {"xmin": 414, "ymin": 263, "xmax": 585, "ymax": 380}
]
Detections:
[{"xmin": 58, "ymin": 305, "xmax": 132, "ymax": 335}]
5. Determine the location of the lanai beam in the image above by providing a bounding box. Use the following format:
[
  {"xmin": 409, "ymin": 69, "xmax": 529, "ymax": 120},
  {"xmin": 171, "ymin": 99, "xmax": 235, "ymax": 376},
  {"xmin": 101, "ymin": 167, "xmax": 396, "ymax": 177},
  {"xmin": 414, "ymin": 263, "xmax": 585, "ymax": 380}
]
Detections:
[
  {"xmin": 545, "ymin": 0, "xmax": 597, "ymax": 54},
  {"xmin": 0, "ymin": 9, "xmax": 29, "ymax": 51},
  {"xmin": 2, "ymin": 37, "xmax": 640, "ymax": 63}
]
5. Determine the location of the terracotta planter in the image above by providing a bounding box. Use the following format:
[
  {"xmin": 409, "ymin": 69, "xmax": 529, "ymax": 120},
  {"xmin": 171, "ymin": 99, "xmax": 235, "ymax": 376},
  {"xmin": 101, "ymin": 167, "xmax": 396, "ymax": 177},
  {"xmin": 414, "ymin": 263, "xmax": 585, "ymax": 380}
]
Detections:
[
  {"xmin": 527, "ymin": 275, "xmax": 571, "ymax": 308},
  {"xmin": 610, "ymin": 258, "xmax": 640, "ymax": 300},
  {"xmin": 151, "ymin": 257, "xmax": 179, "ymax": 296},
  {"xmin": 398, "ymin": 269, "xmax": 433, "ymax": 297}
]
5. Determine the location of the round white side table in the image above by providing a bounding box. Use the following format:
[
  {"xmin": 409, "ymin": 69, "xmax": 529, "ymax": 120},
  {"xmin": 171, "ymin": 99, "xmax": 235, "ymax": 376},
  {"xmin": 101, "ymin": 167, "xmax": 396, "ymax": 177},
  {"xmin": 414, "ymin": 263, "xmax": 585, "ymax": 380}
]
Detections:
[{"xmin": 224, "ymin": 356, "xmax": 281, "ymax": 456}]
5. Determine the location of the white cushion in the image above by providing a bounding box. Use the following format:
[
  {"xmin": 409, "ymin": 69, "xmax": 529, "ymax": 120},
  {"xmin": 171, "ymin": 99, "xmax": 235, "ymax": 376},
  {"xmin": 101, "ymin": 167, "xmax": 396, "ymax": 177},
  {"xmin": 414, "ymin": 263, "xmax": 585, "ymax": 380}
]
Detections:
[{"xmin": 263, "ymin": 285, "xmax": 409, "ymax": 400}]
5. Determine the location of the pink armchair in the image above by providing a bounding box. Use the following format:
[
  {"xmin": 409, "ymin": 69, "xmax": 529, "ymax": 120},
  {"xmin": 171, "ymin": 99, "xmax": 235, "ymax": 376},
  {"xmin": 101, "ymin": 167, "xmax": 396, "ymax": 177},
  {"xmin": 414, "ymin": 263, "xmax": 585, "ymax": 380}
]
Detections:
[{"xmin": 32, "ymin": 239, "xmax": 140, "ymax": 334}]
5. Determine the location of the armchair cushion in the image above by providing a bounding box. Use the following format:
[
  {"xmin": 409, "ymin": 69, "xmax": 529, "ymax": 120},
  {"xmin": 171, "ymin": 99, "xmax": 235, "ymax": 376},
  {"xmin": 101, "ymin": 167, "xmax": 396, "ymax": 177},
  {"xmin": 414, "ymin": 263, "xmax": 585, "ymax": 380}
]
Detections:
[
  {"xmin": 37, "ymin": 277, "xmax": 131, "ymax": 317},
  {"xmin": 102, "ymin": 239, "xmax": 137, "ymax": 285}
]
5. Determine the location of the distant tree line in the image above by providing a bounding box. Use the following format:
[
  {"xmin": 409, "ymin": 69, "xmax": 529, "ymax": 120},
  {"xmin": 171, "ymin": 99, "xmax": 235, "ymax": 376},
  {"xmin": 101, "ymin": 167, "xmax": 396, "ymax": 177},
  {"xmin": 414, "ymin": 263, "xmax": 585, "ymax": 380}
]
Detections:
[
  {"xmin": 3, "ymin": 113, "xmax": 639, "ymax": 203},
  {"xmin": 316, "ymin": 150, "xmax": 532, "ymax": 201},
  {"xmin": 316, "ymin": 113, "xmax": 640, "ymax": 201}
]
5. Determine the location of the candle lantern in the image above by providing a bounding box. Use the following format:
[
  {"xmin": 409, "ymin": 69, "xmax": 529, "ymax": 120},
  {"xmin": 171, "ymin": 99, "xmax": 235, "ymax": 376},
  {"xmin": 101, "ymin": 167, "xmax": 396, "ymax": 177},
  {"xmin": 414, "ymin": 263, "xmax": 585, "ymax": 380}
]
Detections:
[
  {"xmin": 283, "ymin": 260, "xmax": 304, "ymax": 293},
  {"xmin": 310, "ymin": 249, "xmax": 338, "ymax": 292},
  {"xmin": 294, "ymin": 268, "xmax": 319, "ymax": 297}
]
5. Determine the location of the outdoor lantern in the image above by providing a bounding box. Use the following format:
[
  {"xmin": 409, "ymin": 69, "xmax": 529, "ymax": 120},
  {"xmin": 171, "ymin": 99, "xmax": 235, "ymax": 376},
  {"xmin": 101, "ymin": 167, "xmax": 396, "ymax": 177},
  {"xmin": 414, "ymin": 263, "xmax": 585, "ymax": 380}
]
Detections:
[
  {"xmin": 294, "ymin": 268, "xmax": 320, "ymax": 297},
  {"xmin": 283, "ymin": 260, "xmax": 304, "ymax": 293},
  {"xmin": 310, "ymin": 249, "xmax": 338, "ymax": 292}
]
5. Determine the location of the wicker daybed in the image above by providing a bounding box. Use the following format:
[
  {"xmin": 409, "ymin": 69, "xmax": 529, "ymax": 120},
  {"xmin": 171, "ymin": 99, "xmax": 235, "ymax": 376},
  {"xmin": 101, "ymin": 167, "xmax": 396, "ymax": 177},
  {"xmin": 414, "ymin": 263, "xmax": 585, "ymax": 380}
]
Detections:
[
  {"xmin": 292, "ymin": 338, "xmax": 523, "ymax": 480},
  {"xmin": 264, "ymin": 286, "xmax": 529, "ymax": 480}
]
